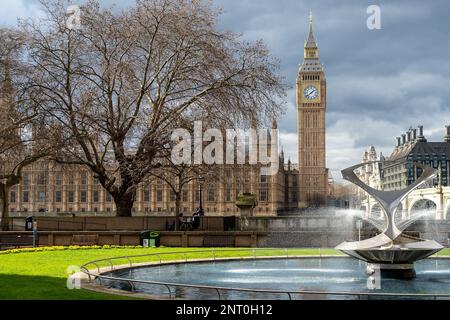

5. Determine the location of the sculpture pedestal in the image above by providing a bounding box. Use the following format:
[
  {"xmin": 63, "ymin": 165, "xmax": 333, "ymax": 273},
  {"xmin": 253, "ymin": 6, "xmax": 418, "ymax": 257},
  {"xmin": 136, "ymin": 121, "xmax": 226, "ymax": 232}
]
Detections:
[{"xmin": 239, "ymin": 208, "xmax": 253, "ymax": 217}]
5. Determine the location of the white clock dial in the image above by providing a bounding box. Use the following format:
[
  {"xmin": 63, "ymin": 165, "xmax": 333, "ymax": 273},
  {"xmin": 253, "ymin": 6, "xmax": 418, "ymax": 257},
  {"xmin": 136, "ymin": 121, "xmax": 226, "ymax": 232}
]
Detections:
[{"xmin": 304, "ymin": 86, "xmax": 319, "ymax": 100}]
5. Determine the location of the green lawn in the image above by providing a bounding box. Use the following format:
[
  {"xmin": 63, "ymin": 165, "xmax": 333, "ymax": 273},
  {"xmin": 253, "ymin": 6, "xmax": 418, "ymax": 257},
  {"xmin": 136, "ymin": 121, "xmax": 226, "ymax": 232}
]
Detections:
[{"xmin": 0, "ymin": 247, "xmax": 448, "ymax": 300}]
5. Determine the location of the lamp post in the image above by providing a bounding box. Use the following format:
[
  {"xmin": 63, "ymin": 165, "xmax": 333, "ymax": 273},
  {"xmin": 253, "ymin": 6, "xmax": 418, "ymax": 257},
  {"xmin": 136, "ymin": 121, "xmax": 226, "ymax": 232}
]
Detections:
[{"xmin": 198, "ymin": 175, "xmax": 205, "ymax": 212}]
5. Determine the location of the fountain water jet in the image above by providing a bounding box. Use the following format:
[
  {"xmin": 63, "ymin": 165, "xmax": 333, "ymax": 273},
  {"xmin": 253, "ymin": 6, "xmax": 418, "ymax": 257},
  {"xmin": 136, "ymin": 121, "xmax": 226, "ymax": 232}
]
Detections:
[{"xmin": 336, "ymin": 161, "xmax": 444, "ymax": 280}]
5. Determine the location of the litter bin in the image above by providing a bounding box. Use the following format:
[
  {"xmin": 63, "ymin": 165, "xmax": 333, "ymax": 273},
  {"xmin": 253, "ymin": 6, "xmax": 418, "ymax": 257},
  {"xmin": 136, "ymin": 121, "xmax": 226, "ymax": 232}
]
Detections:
[
  {"xmin": 25, "ymin": 216, "xmax": 34, "ymax": 231},
  {"xmin": 140, "ymin": 231, "xmax": 151, "ymax": 247},
  {"xmin": 140, "ymin": 231, "xmax": 160, "ymax": 248},
  {"xmin": 149, "ymin": 231, "xmax": 160, "ymax": 248}
]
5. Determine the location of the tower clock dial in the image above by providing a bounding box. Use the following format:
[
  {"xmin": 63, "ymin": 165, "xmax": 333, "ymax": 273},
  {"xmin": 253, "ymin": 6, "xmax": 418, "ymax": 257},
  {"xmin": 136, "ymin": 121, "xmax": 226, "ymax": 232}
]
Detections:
[{"xmin": 304, "ymin": 86, "xmax": 319, "ymax": 100}]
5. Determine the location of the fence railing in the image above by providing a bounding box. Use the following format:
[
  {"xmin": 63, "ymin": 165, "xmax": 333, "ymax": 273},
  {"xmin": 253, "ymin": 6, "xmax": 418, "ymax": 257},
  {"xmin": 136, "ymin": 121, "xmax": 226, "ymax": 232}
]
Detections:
[{"xmin": 80, "ymin": 248, "xmax": 450, "ymax": 300}]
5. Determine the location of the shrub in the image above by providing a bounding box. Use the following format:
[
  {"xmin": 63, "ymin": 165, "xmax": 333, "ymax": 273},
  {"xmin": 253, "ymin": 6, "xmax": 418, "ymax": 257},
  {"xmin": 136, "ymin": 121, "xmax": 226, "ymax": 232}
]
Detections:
[{"xmin": 0, "ymin": 245, "xmax": 145, "ymax": 255}]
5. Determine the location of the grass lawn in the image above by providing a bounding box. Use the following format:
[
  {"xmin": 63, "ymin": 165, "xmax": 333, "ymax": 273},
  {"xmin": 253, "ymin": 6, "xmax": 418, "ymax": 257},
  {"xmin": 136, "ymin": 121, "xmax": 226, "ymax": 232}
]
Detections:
[{"xmin": 0, "ymin": 247, "xmax": 448, "ymax": 300}]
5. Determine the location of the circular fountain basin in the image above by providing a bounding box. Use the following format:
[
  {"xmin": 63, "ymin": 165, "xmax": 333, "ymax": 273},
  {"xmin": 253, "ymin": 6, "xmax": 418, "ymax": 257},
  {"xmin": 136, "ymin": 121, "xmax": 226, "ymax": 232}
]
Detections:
[{"xmin": 101, "ymin": 257, "xmax": 450, "ymax": 300}]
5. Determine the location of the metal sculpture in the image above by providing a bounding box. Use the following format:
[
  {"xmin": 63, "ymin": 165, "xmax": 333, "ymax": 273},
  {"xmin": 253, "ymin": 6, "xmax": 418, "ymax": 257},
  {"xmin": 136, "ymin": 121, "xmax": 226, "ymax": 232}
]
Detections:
[{"xmin": 336, "ymin": 161, "xmax": 443, "ymax": 279}]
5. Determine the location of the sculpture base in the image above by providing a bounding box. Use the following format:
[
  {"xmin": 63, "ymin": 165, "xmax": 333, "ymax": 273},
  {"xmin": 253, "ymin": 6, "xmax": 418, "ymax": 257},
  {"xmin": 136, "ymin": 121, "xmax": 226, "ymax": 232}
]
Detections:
[
  {"xmin": 369, "ymin": 263, "xmax": 417, "ymax": 280},
  {"xmin": 336, "ymin": 238, "xmax": 443, "ymax": 265},
  {"xmin": 238, "ymin": 208, "xmax": 253, "ymax": 217},
  {"xmin": 337, "ymin": 238, "xmax": 443, "ymax": 280}
]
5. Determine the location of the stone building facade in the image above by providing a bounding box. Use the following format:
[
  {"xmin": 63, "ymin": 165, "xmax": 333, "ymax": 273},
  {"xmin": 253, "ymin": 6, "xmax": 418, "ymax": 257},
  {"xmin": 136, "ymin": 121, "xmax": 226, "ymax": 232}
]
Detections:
[
  {"xmin": 355, "ymin": 126, "xmax": 450, "ymax": 220},
  {"xmin": 5, "ymin": 15, "xmax": 330, "ymax": 217},
  {"xmin": 354, "ymin": 146, "xmax": 385, "ymax": 213},
  {"xmin": 296, "ymin": 13, "xmax": 329, "ymax": 206},
  {"xmin": 383, "ymin": 126, "xmax": 450, "ymax": 191},
  {"xmin": 7, "ymin": 155, "xmax": 301, "ymax": 217}
]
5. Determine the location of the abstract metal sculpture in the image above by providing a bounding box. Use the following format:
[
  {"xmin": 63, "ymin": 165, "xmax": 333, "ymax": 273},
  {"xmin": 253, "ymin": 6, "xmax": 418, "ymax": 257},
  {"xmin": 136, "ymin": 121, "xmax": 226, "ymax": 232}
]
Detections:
[{"xmin": 336, "ymin": 161, "xmax": 443, "ymax": 279}]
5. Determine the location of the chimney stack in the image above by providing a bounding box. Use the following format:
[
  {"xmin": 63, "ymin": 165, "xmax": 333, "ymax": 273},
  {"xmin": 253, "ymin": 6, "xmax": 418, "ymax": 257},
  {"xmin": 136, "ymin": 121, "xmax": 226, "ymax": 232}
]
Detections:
[
  {"xmin": 396, "ymin": 137, "xmax": 401, "ymax": 147},
  {"xmin": 417, "ymin": 125, "xmax": 427, "ymax": 142},
  {"xmin": 445, "ymin": 125, "xmax": 450, "ymax": 143},
  {"xmin": 401, "ymin": 134, "xmax": 406, "ymax": 145},
  {"xmin": 413, "ymin": 128, "xmax": 418, "ymax": 140},
  {"xmin": 407, "ymin": 130, "xmax": 412, "ymax": 142}
]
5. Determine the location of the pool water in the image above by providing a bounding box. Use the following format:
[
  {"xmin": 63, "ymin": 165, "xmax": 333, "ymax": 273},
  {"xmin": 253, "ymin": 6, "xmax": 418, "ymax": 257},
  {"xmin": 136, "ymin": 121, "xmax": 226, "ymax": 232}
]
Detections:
[{"xmin": 104, "ymin": 258, "xmax": 450, "ymax": 300}]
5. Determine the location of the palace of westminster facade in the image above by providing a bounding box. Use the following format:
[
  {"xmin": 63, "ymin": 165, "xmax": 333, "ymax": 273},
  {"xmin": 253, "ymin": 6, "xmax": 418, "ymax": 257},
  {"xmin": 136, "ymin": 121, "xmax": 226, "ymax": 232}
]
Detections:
[{"xmin": 5, "ymin": 16, "xmax": 331, "ymax": 217}]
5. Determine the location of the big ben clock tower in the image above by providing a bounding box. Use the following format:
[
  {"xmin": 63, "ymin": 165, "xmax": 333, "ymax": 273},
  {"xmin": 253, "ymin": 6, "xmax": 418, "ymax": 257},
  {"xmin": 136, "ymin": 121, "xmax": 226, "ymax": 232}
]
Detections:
[{"xmin": 297, "ymin": 13, "xmax": 328, "ymax": 206}]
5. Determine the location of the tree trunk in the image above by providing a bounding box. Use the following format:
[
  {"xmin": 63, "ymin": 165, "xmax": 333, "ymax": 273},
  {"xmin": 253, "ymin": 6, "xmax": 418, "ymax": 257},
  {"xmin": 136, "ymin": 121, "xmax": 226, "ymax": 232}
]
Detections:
[
  {"xmin": 114, "ymin": 192, "xmax": 134, "ymax": 217},
  {"xmin": 175, "ymin": 195, "xmax": 181, "ymax": 231},
  {"xmin": 0, "ymin": 184, "xmax": 10, "ymax": 231}
]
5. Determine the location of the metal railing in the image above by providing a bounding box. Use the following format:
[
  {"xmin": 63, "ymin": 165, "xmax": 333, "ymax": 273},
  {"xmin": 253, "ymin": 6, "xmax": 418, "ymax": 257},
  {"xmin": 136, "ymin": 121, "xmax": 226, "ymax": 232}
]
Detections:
[{"xmin": 80, "ymin": 248, "xmax": 450, "ymax": 300}]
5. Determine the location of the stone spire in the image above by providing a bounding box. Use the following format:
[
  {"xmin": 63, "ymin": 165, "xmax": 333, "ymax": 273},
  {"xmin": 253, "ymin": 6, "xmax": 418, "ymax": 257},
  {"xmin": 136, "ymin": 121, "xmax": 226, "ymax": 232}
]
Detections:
[
  {"xmin": 300, "ymin": 11, "xmax": 323, "ymax": 72},
  {"xmin": 0, "ymin": 59, "xmax": 22, "ymax": 147},
  {"xmin": 1, "ymin": 59, "xmax": 14, "ymax": 103},
  {"xmin": 0, "ymin": 58, "xmax": 15, "ymax": 117},
  {"xmin": 305, "ymin": 11, "xmax": 317, "ymax": 49}
]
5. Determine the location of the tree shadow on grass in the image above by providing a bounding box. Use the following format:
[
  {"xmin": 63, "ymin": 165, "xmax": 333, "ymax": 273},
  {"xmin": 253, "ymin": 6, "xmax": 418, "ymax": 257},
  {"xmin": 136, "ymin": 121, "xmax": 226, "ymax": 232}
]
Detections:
[{"xmin": 0, "ymin": 274, "xmax": 126, "ymax": 300}]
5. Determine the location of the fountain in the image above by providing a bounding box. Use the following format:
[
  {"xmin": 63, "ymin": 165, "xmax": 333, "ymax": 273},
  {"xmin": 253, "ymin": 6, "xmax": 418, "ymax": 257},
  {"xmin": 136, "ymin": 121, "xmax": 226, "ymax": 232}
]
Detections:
[
  {"xmin": 83, "ymin": 163, "xmax": 450, "ymax": 300},
  {"xmin": 336, "ymin": 161, "xmax": 444, "ymax": 279}
]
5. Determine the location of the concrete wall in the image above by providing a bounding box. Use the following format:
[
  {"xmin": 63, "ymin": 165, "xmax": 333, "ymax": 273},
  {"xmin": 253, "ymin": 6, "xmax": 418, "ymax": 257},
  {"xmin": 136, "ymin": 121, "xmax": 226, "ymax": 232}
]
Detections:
[
  {"xmin": 0, "ymin": 230, "xmax": 372, "ymax": 249},
  {"xmin": 33, "ymin": 216, "xmax": 228, "ymax": 232},
  {"xmin": 2, "ymin": 228, "xmax": 448, "ymax": 249},
  {"xmin": 34, "ymin": 231, "xmax": 262, "ymax": 248},
  {"xmin": 29, "ymin": 215, "xmax": 353, "ymax": 232},
  {"xmin": 3, "ymin": 216, "xmax": 450, "ymax": 249}
]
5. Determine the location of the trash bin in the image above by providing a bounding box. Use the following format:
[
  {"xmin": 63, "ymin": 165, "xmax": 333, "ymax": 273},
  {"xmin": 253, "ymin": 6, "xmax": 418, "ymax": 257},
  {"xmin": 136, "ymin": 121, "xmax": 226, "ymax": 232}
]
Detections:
[
  {"xmin": 25, "ymin": 216, "xmax": 34, "ymax": 231},
  {"xmin": 140, "ymin": 231, "xmax": 160, "ymax": 247},
  {"xmin": 149, "ymin": 231, "xmax": 160, "ymax": 248},
  {"xmin": 140, "ymin": 231, "xmax": 151, "ymax": 247}
]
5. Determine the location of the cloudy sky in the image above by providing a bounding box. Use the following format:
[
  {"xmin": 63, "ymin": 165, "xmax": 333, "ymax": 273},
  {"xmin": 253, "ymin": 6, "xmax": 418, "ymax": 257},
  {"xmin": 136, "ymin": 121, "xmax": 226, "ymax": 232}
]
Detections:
[{"xmin": 2, "ymin": 0, "xmax": 450, "ymax": 180}]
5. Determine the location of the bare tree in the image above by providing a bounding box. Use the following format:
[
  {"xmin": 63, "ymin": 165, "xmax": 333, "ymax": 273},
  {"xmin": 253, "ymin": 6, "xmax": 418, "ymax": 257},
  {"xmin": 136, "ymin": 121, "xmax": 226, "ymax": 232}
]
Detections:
[
  {"xmin": 25, "ymin": 0, "xmax": 286, "ymax": 217},
  {"xmin": 0, "ymin": 29, "xmax": 55, "ymax": 230},
  {"xmin": 151, "ymin": 146, "xmax": 217, "ymax": 229}
]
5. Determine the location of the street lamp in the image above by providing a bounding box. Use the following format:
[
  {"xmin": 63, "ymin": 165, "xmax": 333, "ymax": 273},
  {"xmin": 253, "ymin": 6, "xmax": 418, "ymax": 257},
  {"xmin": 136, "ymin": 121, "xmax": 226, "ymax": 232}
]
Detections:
[{"xmin": 198, "ymin": 175, "xmax": 205, "ymax": 212}]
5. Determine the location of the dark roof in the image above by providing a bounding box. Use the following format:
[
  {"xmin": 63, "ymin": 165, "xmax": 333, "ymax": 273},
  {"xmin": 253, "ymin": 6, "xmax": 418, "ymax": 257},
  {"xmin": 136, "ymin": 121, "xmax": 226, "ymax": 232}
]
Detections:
[{"xmin": 389, "ymin": 141, "xmax": 450, "ymax": 161}]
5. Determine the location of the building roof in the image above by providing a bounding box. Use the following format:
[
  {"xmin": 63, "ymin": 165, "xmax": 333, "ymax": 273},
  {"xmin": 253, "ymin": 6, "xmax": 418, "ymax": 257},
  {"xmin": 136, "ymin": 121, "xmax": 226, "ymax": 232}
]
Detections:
[
  {"xmin": 305, "ymin": 12, "xmax": 317, "ymax": 49},
  {"xmin": 389, "ymin": 142, "xmax": 416, "ymax": 161},
  {"xmin": 299, "ymin": 60, "xmax": 323, "ymax": 72},
  {"xmin": 299, "ymin": 12, "xmax": 324, "ymax": 73},
  {"xmin": 389, "ymin": 141, "xmax": 450, "ymax": 161},
  {"xmin": 412, "ymin": 142, "xmax": 450, "ymax": 157}
]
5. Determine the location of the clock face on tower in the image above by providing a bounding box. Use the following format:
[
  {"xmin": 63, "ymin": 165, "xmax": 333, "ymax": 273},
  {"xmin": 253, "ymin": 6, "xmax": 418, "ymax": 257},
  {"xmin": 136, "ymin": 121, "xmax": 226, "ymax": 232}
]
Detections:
[{"xmin": 304, "ymin": 85, "xmax": 319, "ymax": 100}]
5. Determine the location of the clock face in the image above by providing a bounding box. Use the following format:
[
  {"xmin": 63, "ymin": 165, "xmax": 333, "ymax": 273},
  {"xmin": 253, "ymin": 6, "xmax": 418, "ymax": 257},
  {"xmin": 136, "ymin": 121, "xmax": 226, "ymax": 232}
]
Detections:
[{"xmin": 304, "ymin": 86, "xmax": 319, "ymax": 100}]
